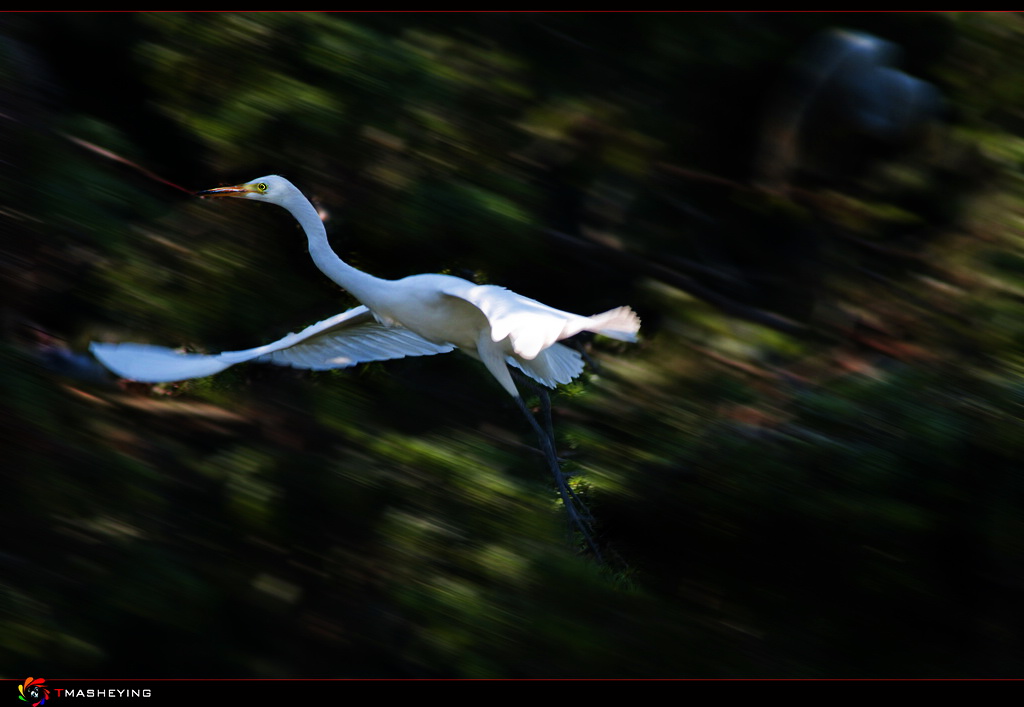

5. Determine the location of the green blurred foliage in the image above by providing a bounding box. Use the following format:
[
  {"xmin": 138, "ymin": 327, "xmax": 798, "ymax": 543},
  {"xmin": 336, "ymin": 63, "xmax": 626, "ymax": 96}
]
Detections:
[{"xmin": 5, "ymin": 11, "xmax": 1024, "ymax": 678}]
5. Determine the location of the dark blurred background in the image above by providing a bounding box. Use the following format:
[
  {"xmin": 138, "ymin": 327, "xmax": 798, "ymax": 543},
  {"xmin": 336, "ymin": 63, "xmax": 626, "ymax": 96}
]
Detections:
[{"xmin": 4, "ymin": 12, "xmax": 1024, "ymax": 678}]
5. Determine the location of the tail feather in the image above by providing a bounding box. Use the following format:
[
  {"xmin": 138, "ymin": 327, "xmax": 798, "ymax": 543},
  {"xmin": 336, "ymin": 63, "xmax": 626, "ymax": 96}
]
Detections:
[{"xmin": 586, "ymin": 306, "xmax": 641, "ymax": 342}]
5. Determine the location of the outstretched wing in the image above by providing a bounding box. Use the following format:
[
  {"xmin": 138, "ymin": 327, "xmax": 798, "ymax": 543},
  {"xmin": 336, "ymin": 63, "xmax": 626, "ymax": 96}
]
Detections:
[
  {"xmin": 89, "ymin": 341, "xmax": 239, "ymax": 383},
  {"xmin": 90, "ymin": 306, "xmax": 455, "ymax": 383},
  {"xmin": 439, "ymin": 279, "xmax": 640, "ymax": 360},
  {"xmin": 252, "ymin": 308, "xmax": 456, "ymax": 370}
]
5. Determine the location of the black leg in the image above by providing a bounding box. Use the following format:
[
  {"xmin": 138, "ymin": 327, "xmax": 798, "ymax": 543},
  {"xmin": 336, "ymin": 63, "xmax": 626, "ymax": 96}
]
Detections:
[{"xmin": 514, "ymin": 392, "xmax": 603, "ymax": 563}]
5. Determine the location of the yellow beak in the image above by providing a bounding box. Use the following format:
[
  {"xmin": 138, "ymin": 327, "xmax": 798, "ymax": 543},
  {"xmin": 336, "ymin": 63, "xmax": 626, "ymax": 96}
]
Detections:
[{"xmin": 195, "ymin": 184, "xmax": 252, "ymax": 197}]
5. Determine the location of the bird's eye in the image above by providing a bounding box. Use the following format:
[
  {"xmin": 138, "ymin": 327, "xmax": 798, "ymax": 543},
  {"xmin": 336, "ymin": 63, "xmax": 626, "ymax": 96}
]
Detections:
[{"xmin": 256, "ymin": 183, "xmax": 268, "ymax": 192}]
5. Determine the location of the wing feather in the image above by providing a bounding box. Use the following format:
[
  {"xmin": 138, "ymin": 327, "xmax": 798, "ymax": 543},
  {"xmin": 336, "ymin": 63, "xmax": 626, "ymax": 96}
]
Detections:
[
  {"xmin": 91, "ymin": 305, "xmax": 455, "ymax": 382},
  {"xmin": 506, "ymin": 343, "xmax": 585, "ymax": 388}
]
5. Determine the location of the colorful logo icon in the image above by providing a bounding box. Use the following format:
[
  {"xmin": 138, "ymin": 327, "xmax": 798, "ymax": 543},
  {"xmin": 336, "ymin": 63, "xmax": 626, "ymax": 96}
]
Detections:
[{"xmin": 18, "ymin": 678, "xmax": 48, "ymax": 707}]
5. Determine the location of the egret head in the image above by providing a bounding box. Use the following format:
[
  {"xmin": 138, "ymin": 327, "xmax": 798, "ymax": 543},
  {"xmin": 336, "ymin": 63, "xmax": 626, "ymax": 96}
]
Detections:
[{"xmin": 196, "ymin": 175, "xmax": 297, "ymax": 205}]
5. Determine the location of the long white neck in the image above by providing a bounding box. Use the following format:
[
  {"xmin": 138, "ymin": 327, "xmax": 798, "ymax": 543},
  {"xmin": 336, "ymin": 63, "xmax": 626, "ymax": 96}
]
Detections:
[{"xmin": 281, "ymin": 190, "xmax": 391, "ymax": 308}]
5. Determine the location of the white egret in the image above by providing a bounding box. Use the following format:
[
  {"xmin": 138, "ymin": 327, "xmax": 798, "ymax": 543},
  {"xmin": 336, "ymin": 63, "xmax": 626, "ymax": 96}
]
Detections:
[
  {"xmin": 90, "ymin": 175, "xmax": 641, "ymax": 558},
  {"xmin": 91, "ymin": 176, "xmax": 639, "ymax": 396}
]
